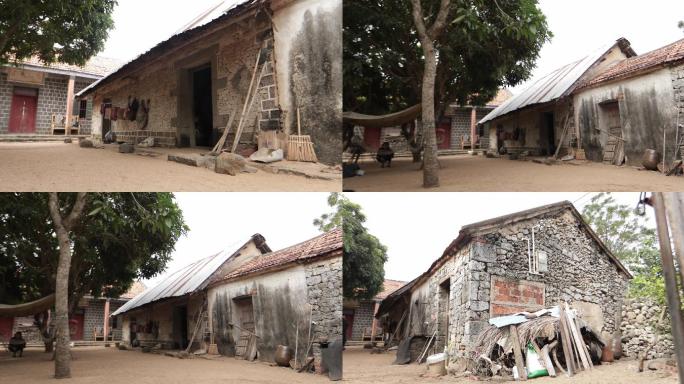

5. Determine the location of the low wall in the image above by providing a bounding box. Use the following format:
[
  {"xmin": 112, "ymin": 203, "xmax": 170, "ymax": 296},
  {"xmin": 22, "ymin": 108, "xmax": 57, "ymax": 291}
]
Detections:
[{"xmin": 620, "ymin": 299, "xmax": 675, "ymax": 359}]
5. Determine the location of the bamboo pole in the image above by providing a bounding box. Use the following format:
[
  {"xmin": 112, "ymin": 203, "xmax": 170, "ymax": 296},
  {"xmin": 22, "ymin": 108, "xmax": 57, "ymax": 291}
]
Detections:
[{"xmin": 652, "ymin": 193, "xmax": 684, "ymax": 384}]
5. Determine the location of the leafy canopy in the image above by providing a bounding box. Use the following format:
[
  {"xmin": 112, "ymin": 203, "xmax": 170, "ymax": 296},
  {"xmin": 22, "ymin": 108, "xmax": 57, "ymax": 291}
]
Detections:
[
  {"xmin": 315, "ymin": 193, "xmax": 388, "ymax": 300},
  {"xmin": 0, "ymin": 0, "xmax": 117, "ymax": 65},
  {"xmin": 0, "ymin": 193, "xmax": 188, "ymax": 306},
  {"xmin": 343, "ymin": 0, "xmax": 552, "ymax": 115},
  {"xmin": 581, "ymin": 193, "xmax": 664, "ymax": 304}
]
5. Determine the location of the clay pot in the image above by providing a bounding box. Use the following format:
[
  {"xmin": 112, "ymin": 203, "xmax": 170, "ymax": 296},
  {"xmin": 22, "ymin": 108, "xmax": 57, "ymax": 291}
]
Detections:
[
  {"xmin": 642, "ymin": 149, "xmax": 660, "ymax": 171},
  {"xmin": 274, "ymin": 345, "xmax": 293, "ymax": 367},
  {"xmin": 602, "ymin": 345, "xmax": 614, "ymax": 362}
]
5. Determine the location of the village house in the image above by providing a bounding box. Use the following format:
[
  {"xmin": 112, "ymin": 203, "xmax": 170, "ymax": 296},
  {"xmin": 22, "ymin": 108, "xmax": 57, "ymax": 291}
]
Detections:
[
  {"xmin": 343, "ymin": 279, "xmax": 405, "ymax": 345},
  {"xmin": 111, "ymin": 229, "xmax": 342, "ymax": 374},
  {"xmin": 480, "ymin": 37, "xmax": 684, "ymax": 169},
  {"xmin": 0, "ymin": 282, "xmax": 145, "ymax": 345},
  {"xmin": 76, "ymin": 0, "xmax": 342, "ymax": 164},
  {"xmin": 0, "ymin": 56, "xmax": 120, "ymax": 136},
  {"xmin": 375, "ymin": 201, "xmax": 631, "ymax": 370},
  {"xmin": 346, "ymin": 90, "xmax": 512, "ymax": 155}
]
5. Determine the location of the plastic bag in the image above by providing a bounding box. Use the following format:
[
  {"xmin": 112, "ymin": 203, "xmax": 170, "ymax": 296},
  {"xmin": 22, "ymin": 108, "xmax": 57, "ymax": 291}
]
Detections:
[{"xmin": 526, "ymin": 343, "xmax": 549, "ymax": 379}]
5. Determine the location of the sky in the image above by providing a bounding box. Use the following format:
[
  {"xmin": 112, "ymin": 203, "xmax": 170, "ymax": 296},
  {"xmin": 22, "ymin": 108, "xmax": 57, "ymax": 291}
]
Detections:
[
  {"xmin": 142, "ymin": 192, "xmax": 331, "ymax": 287},
  {"xmin": 99, "ymin": 0, "xmax": 240, "ymax": 62},
  {"xmin": 511, "ymin": 0, "xmax": 684, "ymax": 94},
  {"xmin": 346, "ymin": 192, "xmax": 654, "ymax": 283}
]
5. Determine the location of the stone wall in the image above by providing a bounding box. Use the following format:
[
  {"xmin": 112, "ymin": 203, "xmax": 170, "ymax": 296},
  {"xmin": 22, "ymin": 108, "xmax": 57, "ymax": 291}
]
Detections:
[
  {"xmin": 305, "ymin": 256, "xmax": 343, "ymax": 369},
  {"xmin": 620, "ymin": 299, "xmax": 675, "ymax": 359},
  {"xmin": 350, "ymin": 300, "xmax": 374, "ymax": 341},
  {"xmin": 406, "ymin": 208, "xmax": 630, "ymax": 369}
]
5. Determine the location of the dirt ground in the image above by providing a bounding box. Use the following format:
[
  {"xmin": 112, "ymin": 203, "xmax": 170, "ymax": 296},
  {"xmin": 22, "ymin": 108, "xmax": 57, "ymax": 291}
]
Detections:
[
  {"xmin": 0, "ymin": 142, "xmax": 340, "ymax": 191},
  {"xmin": 0, "ymin": 346, "xmax": 328, "ymax": 383},
  {"xmin": 343, "ymin": 347, "xmax": 678, "ymax": 383},
  {"xmin": 343, "ymin": 155, "xmax": 684, "ymax": 192}
]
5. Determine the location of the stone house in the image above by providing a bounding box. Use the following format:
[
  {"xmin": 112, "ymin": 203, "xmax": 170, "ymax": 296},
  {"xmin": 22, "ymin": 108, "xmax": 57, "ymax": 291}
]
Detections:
[
  {"xmin": 0, "ymin": 56, "xmax": 120, "ymax": 136},
  {"xmin": 480, "ymin": 37, "xmax": 684, "ymax": 169},
  {"xmin": 343, "ymin": 279, "xmax": 405, "ymax": 344},
  {"xmin": 0, "ymin": 282, "xmax": 145, "ymax": 344},
  {"xmin": 376, "ymin": 201, "xmax": 631, "ymax": 368},
  {"xmin": 112, "ymin": 229, "xmax": 342, "ymax": 373},
  {"xmin": 77, "ymin": 0, "xmax": 342, "ymax": 164}
]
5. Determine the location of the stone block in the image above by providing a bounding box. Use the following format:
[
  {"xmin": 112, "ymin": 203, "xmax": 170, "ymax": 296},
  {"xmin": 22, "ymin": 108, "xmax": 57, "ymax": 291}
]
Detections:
[
  {"xmin": 215, "ymin": 153, "xmax": 247, "ymax": 176},
  {"xmin": 471, "ymin": 242, "xmax": 496, "ymax": 262}
]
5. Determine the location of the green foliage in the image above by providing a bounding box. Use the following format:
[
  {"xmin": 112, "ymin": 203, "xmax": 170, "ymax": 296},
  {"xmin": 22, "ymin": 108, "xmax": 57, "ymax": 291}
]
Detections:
[
  {"xmin": 315, "ymin": 193, "xmax": 387, "ymax": 300},
  {"xmin": 0, "ymin": 0, "xmax": 117, "ymax": 65},
  {"xmin": 343, "ymin": 0, "xmax": 552, "ymax": 114},
  {"xmin": 0, "ymin": 193, "xmax": 188, "ymax": 305},
  {"xmin": 581, "ymin": 193, "xmax": 665, "ymax": 304}
]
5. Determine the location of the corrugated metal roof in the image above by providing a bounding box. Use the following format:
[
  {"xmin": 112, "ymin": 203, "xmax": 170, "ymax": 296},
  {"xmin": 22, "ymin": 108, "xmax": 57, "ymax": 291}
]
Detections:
[
  {"xmin": 479, "ymin": 44, "xmax": 615, "ymax": 125},
  {"xmin": 111, "ymin": 235, "xmax": 263, "ymax": 316}
]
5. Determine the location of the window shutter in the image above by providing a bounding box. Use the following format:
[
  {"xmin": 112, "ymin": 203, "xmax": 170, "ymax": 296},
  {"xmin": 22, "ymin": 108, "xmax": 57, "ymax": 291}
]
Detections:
[{"xmin": 538, "ymin": 251, "xmax": 548, "ymax": 273}]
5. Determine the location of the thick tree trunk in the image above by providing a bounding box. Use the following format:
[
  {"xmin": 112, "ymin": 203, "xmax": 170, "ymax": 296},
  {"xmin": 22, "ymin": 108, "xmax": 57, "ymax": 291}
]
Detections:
[
  {"xmin": 47, "ymin": 193, "xmax": 87, "ymax": 379},
  {"xmin": 411, "ymin": 0, "xmax": 451, "ymax": 188}
]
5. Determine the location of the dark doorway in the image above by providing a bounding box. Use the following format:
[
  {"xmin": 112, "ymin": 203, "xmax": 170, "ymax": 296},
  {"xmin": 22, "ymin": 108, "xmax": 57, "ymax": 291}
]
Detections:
[
  {"xmin": 542, "ymin": 112, "xmax": 555, "ymax": 156},
  {"xmin": 192, "ymin": 66, "xmax": 214, "ymax": 147},
  {"xmin": 437, "ymin": 279, "xmax": 450, "ymax": 351},
  {"xmin": 102, "ymin": 99, "xmax": 112, "ymax": 139},
  {"xmin": 173, "ymin": 306, "xmax": 189, "ymax": 350}
]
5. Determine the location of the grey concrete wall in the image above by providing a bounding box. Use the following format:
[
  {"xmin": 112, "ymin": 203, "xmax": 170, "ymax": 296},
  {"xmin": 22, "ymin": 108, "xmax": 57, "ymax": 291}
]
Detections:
[
  {"xmin": 350, "ymin": 301, "xmax": 374, "ymax": 341},
  {"xmin": 0, "ymin": 71, "xmax": 96, "ymax": 135},
  {"xmin": 273, "ymin": 0, "xmax": 342, "ymax": 164},
  {"xmin": 574, "ymin": 67, "xmax": 677, "ymax": 165}
]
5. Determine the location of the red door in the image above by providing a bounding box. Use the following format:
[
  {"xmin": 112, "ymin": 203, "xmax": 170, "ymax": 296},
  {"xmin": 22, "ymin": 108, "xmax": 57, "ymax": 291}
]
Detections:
[
  {"xmin": 363, "ymin": 127, "xmax": 381, "ymax": 151},
  {"xmin": 69, "ymin": 314, "xmax": 84, "ymax": 341},
  {"xmin": 343, "ymin": 313, "xmax": 354, "ymax": 341},
  {"xmin": 436, "ymin": 120, "xmax": 451, "ymax": 150},
  {"xmin": 9, "ymin": 94, "xmax": 38, "ymax": 133},
  {"xmin": 0, "ymin": 317, "xmax": 14, "ymax": 342}
]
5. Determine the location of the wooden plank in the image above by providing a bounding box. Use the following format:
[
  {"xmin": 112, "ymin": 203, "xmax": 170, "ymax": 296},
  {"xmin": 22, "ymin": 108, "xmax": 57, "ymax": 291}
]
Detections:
[
  {"xmin": 565, "ymin": 305, "xmax": 591, "ymax": 370},
  {"xmin": 540, "ymin": 344, "xmax": 557, "ymax": 377},
  {"xmin": 558, "ymin": 306, "xmax": 575, "ymax": 376},
  {"xmin": 509, "ymin": 325, "xmax": 527, "ymax": 381}
]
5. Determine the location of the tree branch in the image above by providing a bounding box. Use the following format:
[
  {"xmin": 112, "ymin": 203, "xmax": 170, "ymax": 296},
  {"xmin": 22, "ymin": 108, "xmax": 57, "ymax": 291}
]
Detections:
[{"xmin": 427, "ymin": 0, "xmax": 452, "ymax": 41}]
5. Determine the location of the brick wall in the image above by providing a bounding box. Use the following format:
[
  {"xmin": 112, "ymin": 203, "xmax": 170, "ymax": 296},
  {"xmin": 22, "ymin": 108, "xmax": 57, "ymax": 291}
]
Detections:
[{"xmin": 490, "ymin": 276, "xmax": 545, "ymax": 316}]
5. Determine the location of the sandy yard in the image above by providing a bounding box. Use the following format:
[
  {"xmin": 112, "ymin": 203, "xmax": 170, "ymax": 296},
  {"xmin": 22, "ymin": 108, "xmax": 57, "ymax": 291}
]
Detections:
[
  {"xmin": 0, "ymin": 142, "xmax": 340, "ymax": 192},
  {"xmin": 0, "ymin": 346, "xmax": 329, "ymax": 383},
  {"xmin": 343, "ymin": 347, "xmax": 678, "ymax": 384},
  {"xmin": 343, "ymin": 155, "xmax": 684, "ymax": 192}
]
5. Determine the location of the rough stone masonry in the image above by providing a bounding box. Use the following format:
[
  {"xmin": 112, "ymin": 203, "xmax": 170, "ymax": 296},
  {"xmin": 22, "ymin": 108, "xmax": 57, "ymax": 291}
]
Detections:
[{"xmin": 305, "ymin": 256, "xmax": 343, "ymax": 369}]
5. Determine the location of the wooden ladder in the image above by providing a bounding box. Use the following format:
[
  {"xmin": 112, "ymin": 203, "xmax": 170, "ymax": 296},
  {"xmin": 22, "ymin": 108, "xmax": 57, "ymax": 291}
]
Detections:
[{"xmin": 235, "ymin": 330, "xmax": 251, "ymax": 358}]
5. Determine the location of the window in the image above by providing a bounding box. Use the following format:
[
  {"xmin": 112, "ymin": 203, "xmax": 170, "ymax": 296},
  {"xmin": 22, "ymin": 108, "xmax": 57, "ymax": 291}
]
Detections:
[
  {"xmin": 528, "ymin": 227, "xmax": 548, "ymax": 274},
  {"xmin": 78, "ymin": 99, "xmax": 88, "ymax": 119}
]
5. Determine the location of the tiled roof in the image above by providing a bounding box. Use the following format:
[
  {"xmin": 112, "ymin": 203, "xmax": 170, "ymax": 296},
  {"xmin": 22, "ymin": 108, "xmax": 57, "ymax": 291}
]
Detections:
[
  {"xmin": 220, "ymin": 228, "xmax": 343, "ymax": 281},
  {"xmin": 17, "ymin": 56, "xmax": 123, "ymax": 77},
  {"xmin": 583, "ymin": 38, "xmax": 684, "ymax": 88},
  {"xmin": 119, "ymin": 281, "xmax": 147, "ymax": 300},
  {"xmin": 374, "ymin": 279, "xmax": 407, "ymax": 300}
]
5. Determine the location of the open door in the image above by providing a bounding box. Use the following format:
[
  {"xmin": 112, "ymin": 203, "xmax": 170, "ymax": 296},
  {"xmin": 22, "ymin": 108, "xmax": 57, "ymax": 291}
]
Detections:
[
  {"xmin": 192, "ymin": 65, "xmax": 214, "ymax": 147},
  {"xmin": 173, "ymin": 306, "xmax": 189, "ymax": 349},
  {"xmin": 233, "ymin": 296, "xmax": 255, "ymax": 358}
]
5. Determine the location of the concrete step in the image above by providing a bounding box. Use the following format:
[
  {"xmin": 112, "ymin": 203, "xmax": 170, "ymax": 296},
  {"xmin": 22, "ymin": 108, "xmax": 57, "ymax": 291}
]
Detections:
[{"xmin": 0, "ymin": 134, "xmax": 88, "ymax": 142}]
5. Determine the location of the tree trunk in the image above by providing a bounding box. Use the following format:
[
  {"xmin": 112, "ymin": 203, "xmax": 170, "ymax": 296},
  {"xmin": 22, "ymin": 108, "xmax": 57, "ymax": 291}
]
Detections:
[
  {"xmin": 411, "ymin": 0, "xmax": 451, "ymax": 188},
  {"xmin": 48, "ymin": 193, "xmax": 87, "ymax": 379}
]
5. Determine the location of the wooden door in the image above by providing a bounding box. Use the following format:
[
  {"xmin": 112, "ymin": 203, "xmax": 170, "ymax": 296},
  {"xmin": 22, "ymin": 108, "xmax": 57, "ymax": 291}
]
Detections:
[
  {"xmin": 69, "ymin": 314, "xmax": 84, "ymax": 340},
  {"xmin": 9, "ymin": 94, "xmax": 38, "ymax": 133},
  {"xmin": 233, "ymin": 297, "xmax": 255, "ymax": 358},
  {"xmin": 0, "ymin": 317, "xmax": 14, "ymax": 342},
  {"xmin": 436, "ymin": 120, "xmax": 451, "ymax": 150},
  {"xmin": 601, "ymin": 102, "xmax": 623, "ymax": 164},
  {"xmin": 343, "ymin": 312, "xmax": 354, "ymax": 341},
  {"xmin": 363, "ymin": 127, "xmax": 381, "ymax": 151}
]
